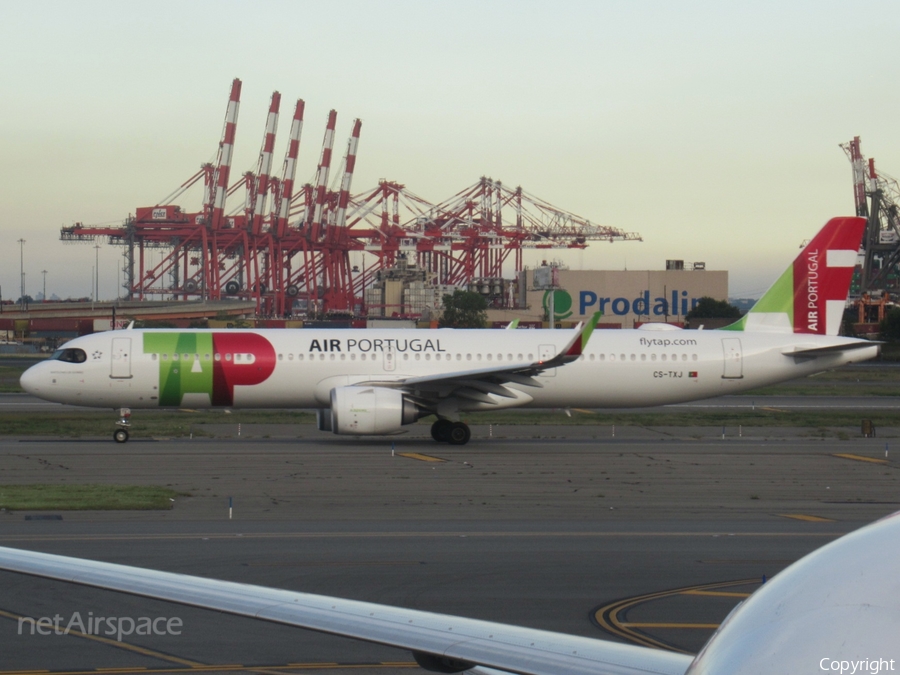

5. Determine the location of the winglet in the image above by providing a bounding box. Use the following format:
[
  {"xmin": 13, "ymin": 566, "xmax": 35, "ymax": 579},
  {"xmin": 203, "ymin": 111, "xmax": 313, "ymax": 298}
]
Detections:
[
  {"xmin": 564, "ymin": 311, "xmax": 602, "ymax": 356},
  {"xmin": 505, "ymin": 319, "xmax": 520, "ymax": 330}
]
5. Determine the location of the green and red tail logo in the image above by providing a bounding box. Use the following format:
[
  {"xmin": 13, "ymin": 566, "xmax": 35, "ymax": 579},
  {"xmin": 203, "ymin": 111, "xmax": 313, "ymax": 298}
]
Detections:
[
  {"xmin": 725, "ymin": 217, "xmax": 865, "ymax": 336},
  {"xmin": 144, "ymin": 332, "xmax": 276, "ymax": 406}
]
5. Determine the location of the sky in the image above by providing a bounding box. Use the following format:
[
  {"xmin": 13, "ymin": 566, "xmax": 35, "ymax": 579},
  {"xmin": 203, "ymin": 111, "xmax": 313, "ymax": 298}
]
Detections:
[{"xmin": 2, "ymin": 0, "xmax": 899, "ymax": 302}]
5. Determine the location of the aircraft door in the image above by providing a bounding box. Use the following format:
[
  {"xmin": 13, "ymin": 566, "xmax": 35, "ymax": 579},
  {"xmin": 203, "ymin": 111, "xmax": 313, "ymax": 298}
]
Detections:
[
  {"xmin": 721, "ymin": 338, "xmax": 743, "ymax": 379},
  {"xmin": 539, "ymin": 344, "xmax": 556, "ymax": 377},
  {"xmin": 111, "ymin": 337, "xmax": 132, "ymax": 379},
  {"xmin": 383, "ymin": 346, "xmax": 396, "ymax": 372}
]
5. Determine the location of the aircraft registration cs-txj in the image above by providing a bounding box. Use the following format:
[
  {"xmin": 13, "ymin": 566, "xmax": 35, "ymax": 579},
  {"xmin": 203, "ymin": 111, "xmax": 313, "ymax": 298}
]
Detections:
[{"xmin": 20, "ymin": 216, "xmax": 878, "ymax": 445}]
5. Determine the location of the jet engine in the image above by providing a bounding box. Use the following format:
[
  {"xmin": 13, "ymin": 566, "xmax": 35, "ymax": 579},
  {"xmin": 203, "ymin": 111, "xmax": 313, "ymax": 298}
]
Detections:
[{"xmin": 324, "ymin": 386, "xmax": 425, "ymax": 435}]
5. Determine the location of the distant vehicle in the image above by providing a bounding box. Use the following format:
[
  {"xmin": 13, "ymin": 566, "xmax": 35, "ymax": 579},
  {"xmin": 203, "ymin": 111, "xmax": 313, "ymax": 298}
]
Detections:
[
  {"xmin": 19, "ymin": 217, "xmax": 877, "ymax": 445},
  {"xmin": 2, "ymin": 509, "xmax": 899, "ymax": 674}
]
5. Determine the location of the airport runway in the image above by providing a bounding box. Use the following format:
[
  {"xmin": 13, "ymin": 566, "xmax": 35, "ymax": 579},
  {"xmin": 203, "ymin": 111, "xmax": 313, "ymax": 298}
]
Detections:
[{"xmin": 0, "ymin": 431, "xmax": 898, "ymax": 674}]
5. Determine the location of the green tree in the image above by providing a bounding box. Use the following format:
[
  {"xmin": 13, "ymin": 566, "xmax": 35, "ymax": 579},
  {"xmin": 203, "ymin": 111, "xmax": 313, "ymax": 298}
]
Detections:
[
  {"xmin": 439, "ymin": 290, "xmax": 488, "ymax": 328},
  {"xmin": 685, "ymin": 297, "xmax": 742, "ymax": 320},
  {"xmin": 879, "ymin": 308, "xmax": 900, "ymax": 341}
]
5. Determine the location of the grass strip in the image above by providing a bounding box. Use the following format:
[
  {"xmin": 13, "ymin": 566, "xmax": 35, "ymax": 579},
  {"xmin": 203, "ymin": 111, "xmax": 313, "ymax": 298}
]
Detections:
[
  {"xmin": 0, "ymin": 484, "xmax": 181, "ymax": 511},
  {"xmin": 458, "ymin": 408, "xmax": 898, "ymax": 428},
  {"xmin": 0, "ymin": 411, "xmax": 316, "ymax": 437},
  {"xmin": 0, "ymin": 408, "xmax": 894, "ymax": 437}
]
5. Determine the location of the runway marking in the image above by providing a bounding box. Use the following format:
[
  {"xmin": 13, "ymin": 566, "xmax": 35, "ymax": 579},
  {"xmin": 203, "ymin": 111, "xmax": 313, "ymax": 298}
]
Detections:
[
  {"xmin": 0, "ymin": 531, "xmax": 848, "ymax": 544},
  {"xmin": 593, "ymin": 578, "xmax": 760, "ymax": 653},
  {"xmin": 778, "ymin": 514, "xmax": 835, "ymax": 523},
  {"xmin": 396, "ymin": 452, "xmax": 446, "ymax": 463},
  {"xmin": 833, "ymin": 453, "xmax": 889, "ymax": 465},
  {"xmin": 244, "ymin": 560, "xmax": 423, "ymax": 567},
  {"xmin": 0, "ymin": 663, "xmax": 418, "ymax": 675},
  {"xmin": 681, "ymin": 590, "xmax": 751, "ymax": 598},
  {"xmin": 0, "ymin": 609, "xmax": 203, "ymax": 668},
  {"xmin": 759, "ymin": 406, "xmax": 789, "ymax": 413},
  {"xmin": 620, "ymin": 622, "xmax": 720, "ymax": 629}
]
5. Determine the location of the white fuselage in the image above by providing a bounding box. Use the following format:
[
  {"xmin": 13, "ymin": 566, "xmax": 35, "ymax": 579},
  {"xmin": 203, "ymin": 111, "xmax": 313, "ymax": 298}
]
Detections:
[{"xmin": 20, "ymin": 327, "xmax": 879, "ymax": 411}]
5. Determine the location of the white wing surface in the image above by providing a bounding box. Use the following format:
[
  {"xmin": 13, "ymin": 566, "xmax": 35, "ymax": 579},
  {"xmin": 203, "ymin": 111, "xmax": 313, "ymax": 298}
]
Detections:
[{"xmin": 0, "ymin": 545, "xmax": 691, "ymax": 675}]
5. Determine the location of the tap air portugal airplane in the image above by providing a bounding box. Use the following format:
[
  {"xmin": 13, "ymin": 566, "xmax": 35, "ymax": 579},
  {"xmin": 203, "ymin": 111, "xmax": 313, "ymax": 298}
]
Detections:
[
  {"xmin": 1, "ymin": 511, "xmax": 899, "ymax": 674},
  {"xmin": 20, "ymin": 216, "xmax": 878, "ymax": 445}
]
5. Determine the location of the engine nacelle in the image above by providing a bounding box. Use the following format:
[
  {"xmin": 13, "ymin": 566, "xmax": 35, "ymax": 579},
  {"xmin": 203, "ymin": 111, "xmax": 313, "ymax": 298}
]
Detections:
[{"xmin": 328, "ymin": 386, "xmax": 424, "ymax": 435}]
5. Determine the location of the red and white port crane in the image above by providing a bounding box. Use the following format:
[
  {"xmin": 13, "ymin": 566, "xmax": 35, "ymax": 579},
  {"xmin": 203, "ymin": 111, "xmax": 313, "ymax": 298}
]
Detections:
[{"xmin": 60, "ymin": 79, "xmax": 642, "ymax": 316}]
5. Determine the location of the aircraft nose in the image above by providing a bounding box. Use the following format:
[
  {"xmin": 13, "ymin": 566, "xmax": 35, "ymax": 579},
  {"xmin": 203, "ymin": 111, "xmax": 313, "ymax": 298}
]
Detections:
[{"xmin": 19, "ymin": 364, "xmax": 43, "ymax": 395}]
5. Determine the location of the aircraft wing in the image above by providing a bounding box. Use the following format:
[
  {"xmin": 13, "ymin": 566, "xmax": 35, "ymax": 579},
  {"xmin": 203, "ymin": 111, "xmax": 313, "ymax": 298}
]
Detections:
[
  {"xmin": 0, "ymin": 545, "xmax": 691, "ymax": 675},
  {"xmin": 359, "ymin": 313, "xmax": 602, "ymax": 403}
]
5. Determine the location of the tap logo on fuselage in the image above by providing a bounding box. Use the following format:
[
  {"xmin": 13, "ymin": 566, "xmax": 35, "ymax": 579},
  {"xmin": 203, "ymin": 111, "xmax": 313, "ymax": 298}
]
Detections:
[{"xmin": 144, "ymin": 333, "xmax": 276, "ymax": 406}]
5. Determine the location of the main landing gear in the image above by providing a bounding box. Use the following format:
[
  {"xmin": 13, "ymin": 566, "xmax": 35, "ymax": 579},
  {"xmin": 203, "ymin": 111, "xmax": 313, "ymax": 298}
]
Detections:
[
  {"xmin": 114, "ymin": 408, "xmax": 131, "ymax": 443},
  {"xmin": 431, "ymin": 419, "xmax": 471, "ymax": 445}
]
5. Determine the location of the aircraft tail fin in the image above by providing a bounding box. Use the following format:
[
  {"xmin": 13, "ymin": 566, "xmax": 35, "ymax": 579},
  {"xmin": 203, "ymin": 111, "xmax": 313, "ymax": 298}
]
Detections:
[{"xmin": 723, "ymin": 217, "xmax": 866, "ymax": 336}]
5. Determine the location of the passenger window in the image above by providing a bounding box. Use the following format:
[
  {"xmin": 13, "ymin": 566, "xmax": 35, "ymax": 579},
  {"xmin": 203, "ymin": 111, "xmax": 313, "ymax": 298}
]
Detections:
[
  {"xmin": 630, "ymin": 354, "xmax": 636, "ymax": 361},
  {"xmin": 651, "ymin": 353, "xmax": 657, "ymax": 361},
  {"xmin": 214, "ymin": 353, "xmax": 220, "ymax": 362},
  {"xmin": 486, "ymin": 354, "xmax": 492, "ymax": 361},
  {"xmin": 661, "ymin": 354, "xmax": 667, "ymax": 362},
  {"xmin": 692, "ymin": 354, "xmax": 698, "ymax": 361},
  {"xmin": 173, "ymin": 353, "xmax": 179, "ymax": 361},
  {"xmin": 163, "ymin": 353, "xmax": 169, "ymax": 361},
  {"xmin": 340, "ymin": 354, "xmax": 346, "ymax": 360},
  {"xmin": 204, "ymin": 354, "xmax": 211, "ymax": 361},
  {"xmin": 599, "ymin": 354, "xmax": 605, "ymax": 361},
  {"xmin": 610, "ymin": 354, "xmax": 616, "ymax": 362},
  {"xmin": 589, "ymin": 353, "xmax": 595, "ymax": 361},
  {"xmin": 640, "ymin": 354, "xmax": 646, "ymax": 361},
  {"xmin": 225, "ymin": 354, "xmax": 232, "ymax": 361},
  {"xmin": 425, "ymin": 354, "xmax": 431, "ymax": 361},
  {"xmin": 517, "ymin": 353, "xmax": 523, "ymax": 360},
  {"xmin": 278, "ymin": 354, "xmax": 283, "ymax": 361},
  {"xmin": 151, "ymin": 353, "xmax": 158, "ymax": 361}
]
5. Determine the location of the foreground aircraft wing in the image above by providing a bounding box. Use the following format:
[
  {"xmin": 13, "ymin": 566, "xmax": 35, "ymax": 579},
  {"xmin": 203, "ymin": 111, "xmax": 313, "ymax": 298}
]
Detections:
[
  {"xmin": 0, "ymin": 545, "xmax": 691, "ymax": 675},
  {"xmin": 360, "ymin": 312, "xmax": 602, "ymax": 403}
]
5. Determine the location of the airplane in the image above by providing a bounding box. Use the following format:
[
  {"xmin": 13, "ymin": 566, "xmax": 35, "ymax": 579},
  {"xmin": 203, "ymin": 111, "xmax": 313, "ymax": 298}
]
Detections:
[
  {"xmin": 19, "ymin": 216, "xmax": 878, "ymax": 446},
  {"xmin": 1, "ymin": 509, "xmax": 898, "ymax": 674}
]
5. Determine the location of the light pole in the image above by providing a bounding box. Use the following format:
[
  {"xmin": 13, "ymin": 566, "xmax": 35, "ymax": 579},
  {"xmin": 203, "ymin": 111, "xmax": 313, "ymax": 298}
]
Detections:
[
  {"xmin": 42, "ymin": 270, "xmax": 47, "ymax": 302},
  {"xmin": 94, "ymin": 245, "xmax": 100, "ymax": 302},
  {"xmin": 17, "ymin": 239, "xmax": 25, "ymax": 308}
]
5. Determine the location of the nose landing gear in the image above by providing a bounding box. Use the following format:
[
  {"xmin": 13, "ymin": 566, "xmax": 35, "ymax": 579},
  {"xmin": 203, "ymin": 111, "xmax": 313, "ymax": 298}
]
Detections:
[
  {"xmin": 430, "ymin": 419, "xmax": 471, "ymax": 445},
  {"xmin": 114, "ymin": 408, "xmax": 131, "ymax": 443}
]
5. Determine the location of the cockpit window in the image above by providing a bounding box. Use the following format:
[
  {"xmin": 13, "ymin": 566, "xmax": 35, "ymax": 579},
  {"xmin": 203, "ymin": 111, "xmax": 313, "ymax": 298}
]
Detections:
[{"xmin": 51, "ymin": 348, "xmax": 87, "ymax": 363}]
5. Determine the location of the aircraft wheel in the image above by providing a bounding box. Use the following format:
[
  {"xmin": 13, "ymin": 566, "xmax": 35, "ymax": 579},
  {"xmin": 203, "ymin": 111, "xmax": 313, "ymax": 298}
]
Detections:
[
  {"xmin": 113, "ymin": 429, "xmax": 130, "ymax": 444},
  {"xmin": 447, "ymin": 422, "xmax": 471, "ymax": 446},
  {"xmin": 431, "ymin": 419, "xmax": 453, "ymax": 442}
]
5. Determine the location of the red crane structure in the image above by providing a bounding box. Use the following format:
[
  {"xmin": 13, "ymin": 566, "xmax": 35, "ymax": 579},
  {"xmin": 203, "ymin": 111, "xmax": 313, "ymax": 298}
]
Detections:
[{"xmin": 61, "ymin": 80, "xmax": 642, "ymax": 317}]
